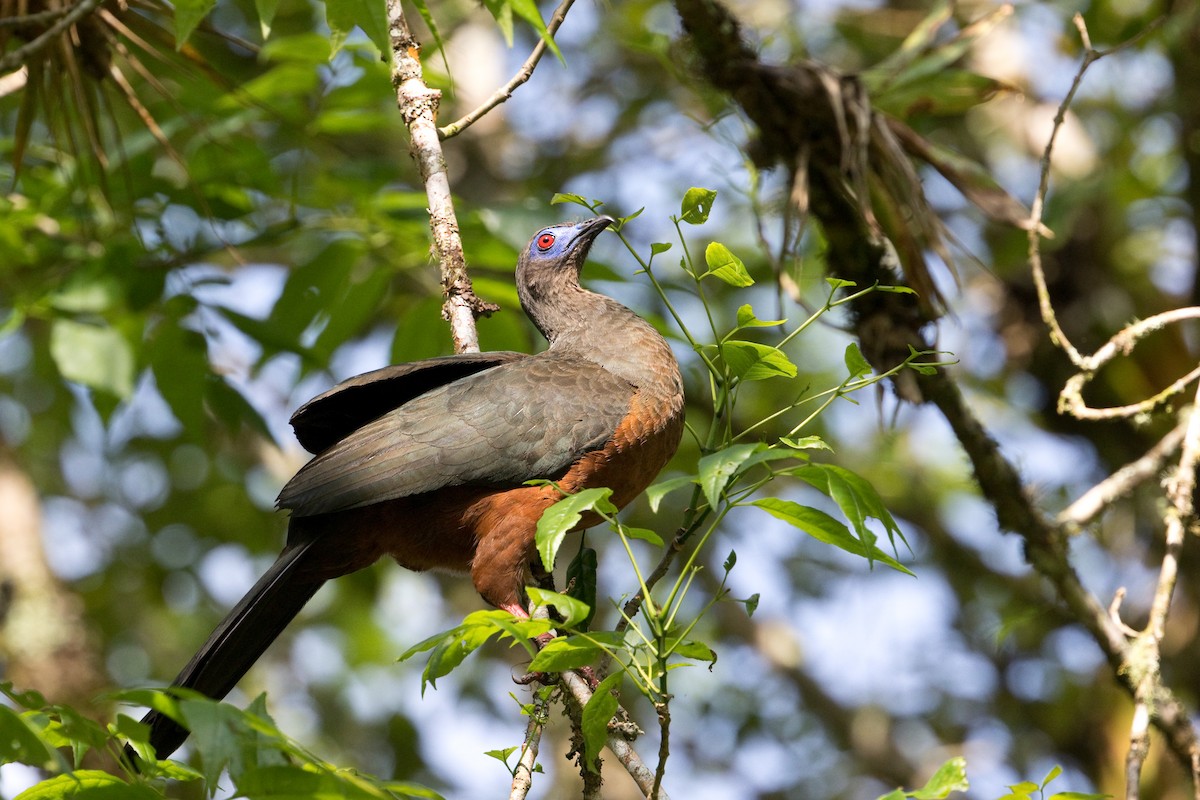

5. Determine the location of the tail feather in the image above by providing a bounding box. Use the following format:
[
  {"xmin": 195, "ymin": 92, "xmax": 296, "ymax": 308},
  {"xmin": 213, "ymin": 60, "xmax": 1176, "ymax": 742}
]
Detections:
[{"xmin": 139, "ymin": 539, "xmax": 325, "ymax": 760}]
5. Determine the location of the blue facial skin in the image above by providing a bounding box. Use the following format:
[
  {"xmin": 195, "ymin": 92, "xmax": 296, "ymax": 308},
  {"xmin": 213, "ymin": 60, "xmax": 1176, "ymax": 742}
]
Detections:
[{"xmin": 528, "ymin": 217, "xmax": 614, "ymax": 262}]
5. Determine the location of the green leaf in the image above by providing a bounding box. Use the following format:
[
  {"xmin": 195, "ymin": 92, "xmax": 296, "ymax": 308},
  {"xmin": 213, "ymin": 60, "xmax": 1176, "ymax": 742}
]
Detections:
[
  {"xmin": 650, "ymin": 242, "xmax": 672, "ymax": 256},
  {"xmin": 580, "ymin": 672, "xmax": 622, "ymax": 770},
  {"xmin": 49, "ymin": 319, "xmax": 135, "ymax": 401},
  {"xmin": 752, "ymin": 498, "xmax": 913, "ymax": 575},
  {"xmin": 15, "ymin": 771, "xmax": 160, "ymax": 800},
  {"xmin": 255, "ymin": 0, "xmax": 280, "ymax": 34},
  {"xmin": 669, "ymin": 639, "xmax": 716, "ymax": 663},
  {"xmin": 646, "ymin": 475, "xmax": 695, "ymax": 512},
  {"xmin": 825, "ymin": 277, "xmax": 856, "ymax": 290},
  {"xmin": 235, "ymin": 764, "xmax": 382, "ymax": 799},
  {"xmin": 535, "ymin": 488, "xmax": 615, "ymax": 571},
  {"xmin": 844, "ymin": 342, "xmax": 872, "ymax": 379},
  {"xmin": 697, "ymin": 443, "xmax": 765, "ymax": 508},
  {"xmin": 205, "ymin": 375, "xmax": 275, "ymax": 443},
  {"xmin": 174, "ymin": 0, "xmax": 217, "ymax": 48},
  {"xmin": 528, "ymin": 635, "xmax": 603, "ymax": 672},
  {"xmin": 679, "ymin": 187, "xmax": 716, "ymax": 225},
  {"xmin": 0, "ymin": 706, "xmax": 56, "ymax": 769},
  {"xmin": 743, "ymin": 593, "xmax": 760, "ymax": 616},
  {"xmin": 398, "ymin": 611, "xmax": 553, "ymax": 691},
  {"xmin": 622, "ymin": 526, "xmax": 664, "ymax": 547},
  {"xmin": 150, "ymin": 323, "xmax": 210, "ymax": 437},
  {"xmin": 702, "ymin": 242, "xmax": 754, "ymax": 287},
  {"xmin": 720, "ymin": 340, "xmax": 797, "ymax": 382},
  {"xmin": 780, "ymin": 435, "xmax": 833, "ymax": 452},
  {"xmin": 565, "ymin": 546, "xmax": 598, "ymax": 630},
  {"xmin": 876, "ymin": 69, "xmax": 1010, "ymax": 118},
  {"xmin": 910, "ymin": 756, "xmax": 969, "ymax": 799},
  {"xmin": 326, "ymin": 0, "xmax": 389, "ymax": 56},
  {"xmin": 551, "ymin": 192, "xmax": 593, "ymax": 209},
  {"xmin": 789, "ymin": 464, "xmax": 908, "ymax": 554},
  {"xmin": 526, "ymin": 587, "xmax": 591, "ymax": 629},
  {"xmin": 484, "ymin": 746, "xmax": 517, "ymax": 764},
  {"xmin": 507, "ymin": 0, "xmax": 563, "ymax": 61},
  {"xmin": 736, "ymin": 304, "xmax": 785, "ymax": 328}
]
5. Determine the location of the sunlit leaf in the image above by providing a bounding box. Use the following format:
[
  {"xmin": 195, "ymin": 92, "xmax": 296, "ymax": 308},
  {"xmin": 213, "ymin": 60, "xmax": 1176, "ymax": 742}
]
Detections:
[
  {"xmin": 49, "ymin": 319, "xmax": 135, "ymax": 401},
  {"xmin": 679, "ymin": 187, "xmax": 717, "ymax": 224},
  {"xmin": 535, "ymin": 488, "xmax": 615, "ymax": 571},
  {"xmin": 14, "ymin": 771, "xmax": 160, "ymax": 800},
  {"xmin": 580, "ymin": 672, "xmax": 622, "ymax": 770},
  {"xmin": 702, "ymin": 242, "xmax": 754, "ymax": 286},
  {"xmin": 752, "ymin": 498, "xmax": 913, "ymax": 575},
  {"xmin": 526, "ymin": 587, "xmax": 591, "ymax": 628},
  {"xmin": 720, "ymin": 340, "xmax": 797, "ymax": 381}
]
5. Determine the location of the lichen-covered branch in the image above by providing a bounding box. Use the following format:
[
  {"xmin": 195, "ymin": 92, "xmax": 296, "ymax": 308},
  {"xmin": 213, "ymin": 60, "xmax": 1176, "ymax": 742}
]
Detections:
[{"xmin": 386, "ymin": 0, "xmax": 498, "ymax": 353}]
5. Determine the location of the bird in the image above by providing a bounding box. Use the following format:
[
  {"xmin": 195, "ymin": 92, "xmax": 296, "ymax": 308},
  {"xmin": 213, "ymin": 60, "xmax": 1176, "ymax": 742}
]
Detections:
[{"xmin": 135, "ymin": 215, "xmax": 686, "ymax": 760}]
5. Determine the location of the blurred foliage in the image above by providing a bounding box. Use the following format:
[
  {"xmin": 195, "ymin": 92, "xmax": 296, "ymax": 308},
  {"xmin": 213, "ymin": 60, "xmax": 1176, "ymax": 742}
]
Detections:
[{"xmin": 1, "ymin": 0, "xmax": 1199, "ymax": 798}]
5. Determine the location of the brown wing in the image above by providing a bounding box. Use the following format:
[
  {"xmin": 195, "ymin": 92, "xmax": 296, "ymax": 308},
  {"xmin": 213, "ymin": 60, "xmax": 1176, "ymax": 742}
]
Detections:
[
  {"xmin": 289, "ymin": 352, "xmax": 528, "ymax": 454},
  {"xmin": 276, "ymin": 352, "xmax": 634, "ymax": 517}
]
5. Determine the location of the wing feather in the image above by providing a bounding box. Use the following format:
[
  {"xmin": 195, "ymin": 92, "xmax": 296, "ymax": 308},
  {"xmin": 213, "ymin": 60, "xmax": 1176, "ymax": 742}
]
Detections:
[{"xmin": 277, "ymin": 353, "xmax": 633, "ymax": 516}]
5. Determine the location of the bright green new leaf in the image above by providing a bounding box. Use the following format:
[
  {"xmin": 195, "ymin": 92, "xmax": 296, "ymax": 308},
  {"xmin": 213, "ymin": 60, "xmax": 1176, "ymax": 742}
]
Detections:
[
  {"xmin": 0, "ymin": 706, "xmax": 56, "ymax": 769},
  {"xmin": 680, "ymin": 187, "xmax": 717, "ymax": 225},
  {"xmin": 14, "ymin": 771, "xmax": 161, "ymax": 800},
  {"xmin": 844, "ymin": 342, "xmax": 872, "ymax": 379},
  {"xmin": 736, "ymin": 304, "xmax": 785, "ymax": 328},
  {"xmin": 536, "ymin": 488, "xmax": 615, "ymax": 571},
  {"xmin": 697, "ymin": 443, "xmax": 766, "ymax": 508},
  {"xmin": 622, "ymin": 526, "xmax": 664, "ymax": 547},
  {"xmin": 527, "ymin": 635, "xmax": 603, "ymax": 673},
  {"xmin": 484, "ymin": 746, "xmax": 518, "ymax": 764},
  {"xmin": 650, "ymin": 242, "xmax": 672, "ymax": 256},
  {"xmin": 526, "ymin": 587, "xmax": 591, "ymax": 628},
  {"xmin": 825, "ymin": 277, "xmax": 856, "ymax": 290},
  {"xmin": 507, "ymin": 0, "xmax": 564, "ymax": 61},
  {"xmin": 703, "ymin": 242, "xmax": 754, "ymax": 287},
  {"xmin": 720, "ymin": 340, "xmax": 798, "ymax": 382},
  {"xmin": 552, "ymin": 192, "xmax": 592, "ymax": 208},
  {"xmin": 780, "ymin": 435, "xmax": 833, "ymax": 452},
  {"xmin": 50, "ymin": 319, "xmax": 135, "ymax": 401},
  {"xmin": 174, "ymin": 0, "xmax": 217, "ymax": 49},
  {"xmin": 669, "ymin": 639, "xmax": 717, "ymax": 663},
  {"xmin": 910, "ymin": 756, "xmax": 969, "ymax": 799},
  {"xmin": 580, "ymin": 672, "xmax": 622, "ymax": 770}
]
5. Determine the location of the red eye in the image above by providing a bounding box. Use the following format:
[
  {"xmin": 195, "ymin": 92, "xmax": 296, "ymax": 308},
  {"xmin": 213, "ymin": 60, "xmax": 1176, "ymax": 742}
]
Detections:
[{"xmin": 536, "ymin": 232, "xmax": 556, "ymax": 251}]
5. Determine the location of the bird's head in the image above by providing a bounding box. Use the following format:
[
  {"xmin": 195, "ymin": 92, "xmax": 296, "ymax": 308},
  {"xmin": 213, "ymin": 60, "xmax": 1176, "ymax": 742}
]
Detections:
[
  {"xmin": 516, "ymin": 215, "xmax": 617, "ymax": 341},
  {"xmin": 519, "ymin": 215, "xmax": 614, "ymax": 274}
]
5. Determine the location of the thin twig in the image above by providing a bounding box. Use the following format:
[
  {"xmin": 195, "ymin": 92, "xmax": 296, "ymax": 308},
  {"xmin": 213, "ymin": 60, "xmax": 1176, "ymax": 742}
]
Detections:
[
  {"xmin": 438, "ymin": 0, "xmax": 574, "ymax": 140},
  {"xmin": 386, "ymin": 0, "xmax": 497, "ymax": 353},
  {"xmin": 1057, "ymin": 418, "xmax": 1188, "ymax": 529},
  {"xmin": 1126, "ymin": 386, "xmax": 1200, "ymax": 794},
  {"xmin": 0, "ymin": 0, "xmax": 104, "ymax": 74},
  {"xmin": 559, "ymin": 670, "xmax": 669, "ymax": 799},
  {"xmin": 0, "ymin": 7, "xmax": 69, "ymax": 28}
]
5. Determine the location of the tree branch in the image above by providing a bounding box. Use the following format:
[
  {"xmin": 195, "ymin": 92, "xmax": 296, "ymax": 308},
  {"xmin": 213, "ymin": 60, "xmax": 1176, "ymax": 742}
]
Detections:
[
  {"xmin": 386, "ymin": 0, "xmax": 499, "ymax": 354},
  {"xmin": 439, "ymin": 0, "xmax": 575, "ymax": 140}
]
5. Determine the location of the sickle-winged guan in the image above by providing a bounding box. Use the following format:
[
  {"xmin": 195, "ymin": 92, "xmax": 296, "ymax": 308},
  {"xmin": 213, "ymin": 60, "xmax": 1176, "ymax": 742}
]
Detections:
[{"xmin": 137, "ymin": 215, "xmax": 685, "ymax": 759}]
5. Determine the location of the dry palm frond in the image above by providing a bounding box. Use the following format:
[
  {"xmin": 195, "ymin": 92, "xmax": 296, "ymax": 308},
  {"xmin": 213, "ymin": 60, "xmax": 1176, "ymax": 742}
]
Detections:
[{"xmin": 0, "ymin": 0, "xmax": 255, "ymax": 197}]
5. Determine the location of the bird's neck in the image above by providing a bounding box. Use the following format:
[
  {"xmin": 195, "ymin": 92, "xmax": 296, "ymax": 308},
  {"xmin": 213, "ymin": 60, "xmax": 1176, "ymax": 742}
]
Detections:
[{"xmin": 525, "ymin": 280, "xmax": 678, "ymax": 394}]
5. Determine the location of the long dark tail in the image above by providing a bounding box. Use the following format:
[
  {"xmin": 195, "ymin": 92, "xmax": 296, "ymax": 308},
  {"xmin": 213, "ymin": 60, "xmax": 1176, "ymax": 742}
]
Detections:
[{"xmin": 138, "ymin": 538, "xmax": 326, "ymax": 760}]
